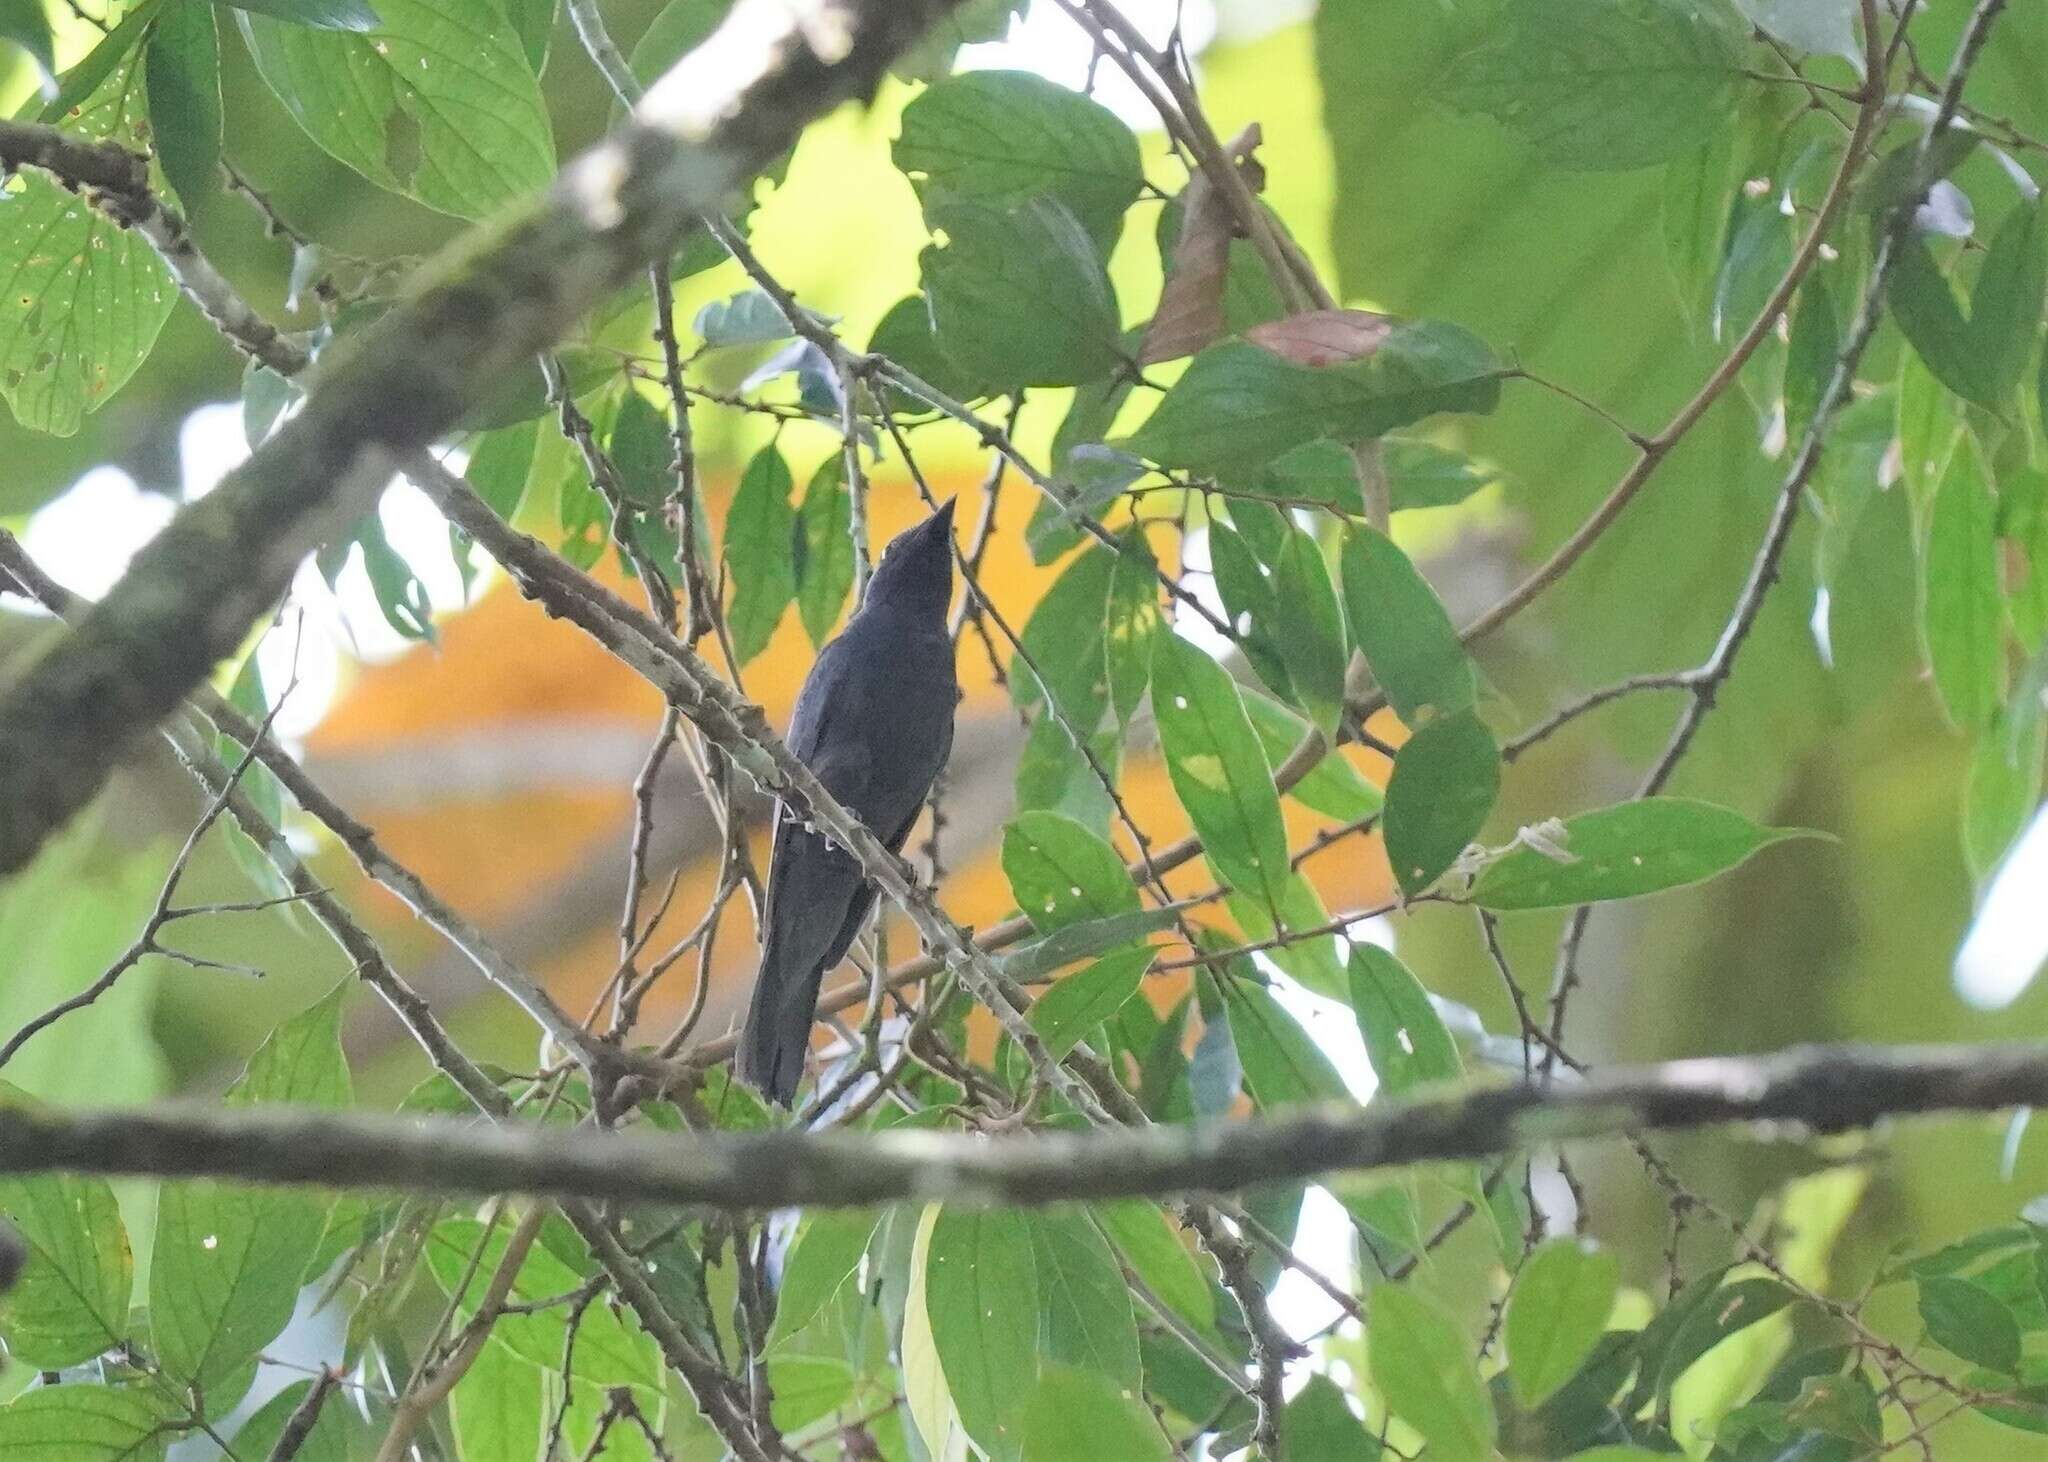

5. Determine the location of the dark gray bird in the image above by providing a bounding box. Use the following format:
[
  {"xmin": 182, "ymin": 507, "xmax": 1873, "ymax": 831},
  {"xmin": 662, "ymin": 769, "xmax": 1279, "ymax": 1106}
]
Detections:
[{"xmin": 738, "ymin": 500, "xmax": 959, "ymax": 1105}]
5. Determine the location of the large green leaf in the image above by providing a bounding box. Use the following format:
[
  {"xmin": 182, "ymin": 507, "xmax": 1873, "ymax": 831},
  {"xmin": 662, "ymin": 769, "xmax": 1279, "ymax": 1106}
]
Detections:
[
  {"xmin": 922, "ymin": 197, "xmax": 1123, "ymax": 389},
  {"xmin": 1028, "ymin": 1210, "xmax": 1141, "ymax": 1392},
  {"xmin": 1283, "ymin": 1374, "xmax": 1379, "ymax": 1457},
  {"xmin": 1440, "ymin": 0, "xmax": 1749, "ymax": 170},
  {"xmin": 0, "ymin": 1386, "xmax": 167, "ymax": 1461},
  {"xmin": 151, "ymin": 986, "xmax": 353, "ymax": 1402},
  {"xmin": 231, "ymin": 1377, "xmax": 370, "ymax": 1462},
  {"xmin": 0, "ymin": 1088, "xmax": 131, "ymax": 1368},
  {"xmin": 1371, "ymin": 1283, "xmax": 1497, "ymax": 1458},
  {"xmin": 452, "ymin": 1335, "xmax": 545, "ymax": 1462},
  {"xmin": 1126, "ymin": 328, "xmax": 1501, "ymax": 477},
  {"xmin": 1472, "ymin": 798, "xmax": 1816, "ymax": 910},
  {"xmin": 1889, "ymin": 200, "xmax": 2046, "ymax": 408},
  {"xmin": 1003, "ymin": 812, "xmax": 1140, "ymax": 934},
  {"xmin": 1922, "ymin": 438, "xmax": 2005, "ymax": 730},
  {"xmin": 1919, "ymin": 1274, "xmax": 2022, "ymax": 1374},
  {"xmin": 1152, "ymin": 632, "xmax": 1291, "ymax": 912},
  {"xmin": 1383, "ymin": 709, "xmax": 1500, "ymax": 895},
  {"xmin": 0, "ymin": 49, "xmax": 174, "ymax": 436},
  {"xmin": 1507, "ymin": 1237, "xmax": 1622, "ymax": 1407},
  {"xmin": 894, "ymin": 70, "xmax": 1144, "ymax": 250},
  {"xmin": 239, "ymin": 0, "xmax": 554, "ymax": 219},
  {"xmin": 143, "ymin": 0, "xmax": 222, "ymax": 205},
  {"xmin": 1207, "ymin": 521, "xmax": 1294, "ymax": 702},
  {"xmin": 1341, "ymin": 524, "xmax": 1477, "ymax": 725},
  {"xmin": 224, "ymin": 0, "xmax": 380, "ymax": 27},
  {"xmin": 1104, "ymin": 529, "xmax": 1161, "ymax": 727},
  {"xmin": 1020, "ymin": 1362, "xmax": 1167, "ymax": 1462},
  {"xmin": 926, "ymin": 1207, "xmax": 1040, "ymax": 1461},
  {"xmin": 1242, "ymin": 687, "xmax": 1385, "ymax": 823},
  {"xmin": 1091, "ymin": 1202, "xmax": 1213, "ymax": 1331}
]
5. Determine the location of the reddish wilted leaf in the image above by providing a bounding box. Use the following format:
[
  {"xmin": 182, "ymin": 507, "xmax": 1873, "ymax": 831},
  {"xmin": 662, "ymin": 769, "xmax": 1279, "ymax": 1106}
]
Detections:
[
  {"xmin": 1138, "ymin": 125, "xmax": 1266, "ymax": 366},
  {"xmin": 1246, "ymin": 309, "xmax": 1396, "ymax": 367}
]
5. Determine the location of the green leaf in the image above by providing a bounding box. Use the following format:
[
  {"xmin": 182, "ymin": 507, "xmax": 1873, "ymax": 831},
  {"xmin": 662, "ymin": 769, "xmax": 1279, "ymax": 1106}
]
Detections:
[
  {"xmin": 1733, "ymin": 0, "xmax": 1856, "ymax": 58},
  {"xmin": 1221, "ymin": 976, "xmax": 1349, "ymax": 1109},
  {"xmin": 1897, "ymin": 348, "xmax": 1960, "ymax": 525},
  {"xmin": 465, "ymin": 418, "xmax": 539, "ymax": 523},
  {"xmin": 922, "ymin": 196, "xmax": 1123, "ymax": 390},
  {"xmin": 1029, "ymin": 1210, "xmax": 1141, "ymax": 1392},
  {"xmin": 1341, "ymin": 524, "xmax": 1477, "ymax": 725},
  {"xmin": 0, "ymin": 49, "xmax": 175, "ymax": 436},
  {"xmin": 1508, "ymin": 1237, "xmax": 1622, "ymax": 1407},
  {"xmin": 769, "ymin": 1210, "xmax": 878, "ymax": 1347},
  {"xmin": 868, "ymin": 293, "xmax": 1002, "ymax": 404},
  {"xmin": 151, "ymin": 986, "xmax": 353, "ymax": 1400},
  {"xmin": 1440, "ymin": 0, "xmax": 1747, "ymax": 171},
  {"xmin": 1890, "ymin": 239, "xmax": 1988, "ymax": 406},
  {"xmin": 794, "ymin": 457, "xmax": 853, "ymax": 647},
  {"xmin": 1207, "ymin": 521, "xmax": 1294, "ymax": 702},
  {"xmin": 1227, "ymin": 870, "xmax": 1348, "ymax": 1001},
  {"xmin": 1012, "ymin": 544, "xmax": 1114, "ymax": 736},
  {"xmin": 1384, "ymin": 438, "xmax": 1505, "ymax": 512},
  {"xmin": 926, "ymin": 1207, "xmax": 1040, "ymax": 1461},
  {"xmin": 0, "ymin": 1087, "xmax": 131, "ymax": 1368},
  {"xmin": 1029, "ymin": 447, "xmax": 1142, "ymax": 564},
  {"xmin": 1001, "ymin": 909, "xmax": 1176, "ymax": 983},
  {"xmin": 1473, "ymin": 797, "xmax": 1817, "ymax": 911},
  {"xmin": 1127, "ymin": 328, "xmax": 1502, "ymax": 477},
  {"xmin": 1003, "ymin": 812, "xmax": 1140, "ymax": 934},
  {"xmin": 1021, "ymin": 1362, "xmax": 1167, "ymax": 1462},
  {"xmin": 0, "ymin": 1386, "xmax": 166, "ymax": 1461},
  {"xmin": 1964, "ymin": 705, "xmax": 2045, "ymax": 883},
  {"xmin": 142, "ymin": 0, "xmax": 220, "ymax": 204},
  {"xmin": 1092, "ymin": 1201, "xmax": 1213, "ymax": 1330},
  {"xmin": 1349, "ymin": 944, "xmax": 1462, "ymax": 1096},
  {"xmin": 239, "ymin": 0, "xmax": 554, "ymax": 219},
  {"xmin": 1782, "ymin": 274, "xmax": 1839, "ymax": 451},
  {"xmin": 895, "ymin": 70, "xmax": 1144, "ymax": 251},
  {"xmin": 452, "ymin": 1329, "xmax": 545, "ymax": 1462},
  {"xmin": 1152, "ymin": 632, "xmax": 1291, "ymax": 912},
  {"xmin": 0, "ymin": 0, "xmax": 55, "ymax": 93},
  {"xmin": 1971, "ymin": 198, "xmax": 2048, "ymax": 405},
  {"xmin": 1242, "ymin": 687, "xmax": 1385, "ymax": 823},
  {"xmin": 1284, "ymin": 1374, "xmax": 1378, "ymax": 1458},
  {"xmin": 1273, "ymin": 529, "xmax": 1349, "ymax": 735},
  {"xmin": 1383, "ymin": 709, "xmax": 1500, "ymax": 895},
  {"xmin": 1922, "ymin": 438, "xmax": 2005, "ymax": 730},
  {"xmin": 1256, "ymin": 438, "xmax": 1367, "ymax": 511},
  {"xmin": 1920, "ymin": 1274, "xmax": 2023, "ymax": 1373},
  {"xmin": 890, "ymin": 0, "xmax": 1025, "ymax": 81},
  {"xmin": 223, "ymin": 0, "xmax": 381, "ymax": 28},
  {"xmin": 1104, "ymin": 529, "xmax": 1161, "ymax": 727},
  {"xmin": 694, "ymin": 289, "xmax": 793, "ymax": 348},
  {"xmin": 724, "ymin": 445, "xmax": 797, "ymax": 663},
  {"xmin": 1188, "ymin": 977, "xmax": 1242, "ymax": 1116},
  {"xmin": 1028, "ymin": 946, "xmax": 1154, "ymax": 1060},
  {"xmin": 1370, "ymin": 1283, "xmax": 1497, "ymax": 1459}
]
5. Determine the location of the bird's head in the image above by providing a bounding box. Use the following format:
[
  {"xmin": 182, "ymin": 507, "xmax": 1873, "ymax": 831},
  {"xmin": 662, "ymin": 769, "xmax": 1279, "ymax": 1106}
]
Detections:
[{"xmin": 863, "ymin": 499, "xmax": 955, "ymax": 620}]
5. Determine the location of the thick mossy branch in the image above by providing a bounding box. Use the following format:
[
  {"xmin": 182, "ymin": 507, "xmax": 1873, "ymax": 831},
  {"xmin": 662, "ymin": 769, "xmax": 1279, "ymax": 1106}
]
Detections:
[{"xmin": 0, "ymin": 1042, "xmax": 2041, "ymax": 1209}]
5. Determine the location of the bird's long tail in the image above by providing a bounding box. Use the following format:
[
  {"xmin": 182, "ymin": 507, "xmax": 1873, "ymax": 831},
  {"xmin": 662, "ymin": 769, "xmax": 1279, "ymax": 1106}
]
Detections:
[{"xmin": 737, "ymin": 939, "xmax": 821, "ymax": 1107}]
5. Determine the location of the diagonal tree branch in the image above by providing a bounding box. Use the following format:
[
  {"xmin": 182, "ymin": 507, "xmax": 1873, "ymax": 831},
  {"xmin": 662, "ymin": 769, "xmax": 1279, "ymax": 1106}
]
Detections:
[
  {"xmin": 0, "ymin": 1041, "xmax": 2043, "ymax": 1210},
  {"xmin": 0, "ymin": 0, "xmax": 965, "ymax": 878}
]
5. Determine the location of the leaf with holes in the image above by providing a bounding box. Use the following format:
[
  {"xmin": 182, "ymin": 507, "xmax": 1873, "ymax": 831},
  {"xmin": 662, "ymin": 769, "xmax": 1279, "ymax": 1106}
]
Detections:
[
  {"xmin": 1349, "ymin": 944, "xmax": 1461, "ymax": 1096},
  {"xmin": 0, "ymin": 1084, "xmax": 132, "ymax": 1368},
  {"xmin": 768, "ymin": 1210, "xmax": 878, "ymax": 1348},
  {"xmin": 238, "ymin": 0, "xmax": 553, "ymax": 219},
  {"xmin": 923, "ymin": 197, "xmax": 1123, "ymax": 390},
  {"xmin": 1003, "ymin": 812, "xmax": 1140, "ymax": 934},
  {"xmin": 0, "ymin": 50, "xmax": 174, "ymax": 436},
  {"xmin": 1473, "ymin": 798, "xmax": 1818, "ymax": 911}
]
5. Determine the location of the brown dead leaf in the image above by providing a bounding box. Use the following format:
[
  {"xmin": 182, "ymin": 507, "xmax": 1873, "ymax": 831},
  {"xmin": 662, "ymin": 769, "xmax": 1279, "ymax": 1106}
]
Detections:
[
  {"xmin": 1244, "ymin": 308, "xmax": 1395, "ymax": 367},
  {"xmin": 1138, "ymin": 124, "xmax": 1268, "ymax": 366}
]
